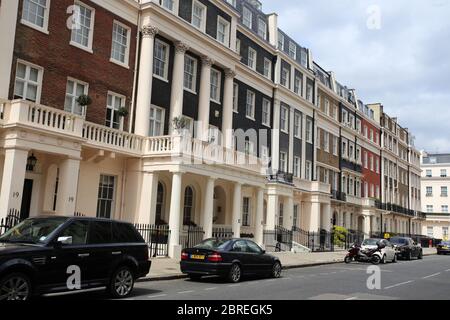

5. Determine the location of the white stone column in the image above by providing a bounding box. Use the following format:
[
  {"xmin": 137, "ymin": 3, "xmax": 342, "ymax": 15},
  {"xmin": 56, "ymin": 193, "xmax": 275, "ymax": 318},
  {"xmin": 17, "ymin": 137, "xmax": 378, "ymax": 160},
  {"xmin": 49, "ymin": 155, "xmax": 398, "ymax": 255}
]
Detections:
[
  {"xmin": 283, "ymin": 196, "xmax": 294, "ymax": 230},
  {"xmin": 169, "ymin": 172, "xmax": 183, "ymax": 258},
  {"xmin": 321, "ymin": 203, "xmax": 332, "ymax": 232},
  {"xmin": 222, "ymin": 69, "xmax": 236, "ymax": 148},
  {"xmin": 232, "ymin": 182, "xmax": 242, "ymax": 238},
  {"xmin": 56, "ymin": 158, "xmax": 81, "ymax": 216},
  {"xmin": 266, "ymin": 193, "xmax": 278, "ymax": 230},
  {"xmin": 137, "ymin": 172, "xmax": 159, "ymax": 225},
  {"xmin": 0, "ymin": 148, "xmax": 28, "ymax": 219},
  {"xmin": 271, "ymin": 99, "xmax": 281, "ymax": 173},
  {"xmin": 135, "ymin": 25, "xmax": 158, "ymax": 136},
  {"xmin": 169, "ymin": 41, "xmax": 190, "ymax": 131},
  {"xmin": 301, "ymin": 113, "xmax": 307, "ymax": 179},
  {"xmin": 288, "ymin": 107, "xmax": 294, "ymax": 173},
  {"xmin": 254, "ymin": 188, "xmax": 265, "ymax": 246},
  {"xmin": 201, "ymin": 177, "xmax": 216, "ymax": 239},
  {"xmin": 197, "ymin": 55, "xmax": 214, "ymax": 141},
  {"xmin": 363, "ymin": 213, "xmax": 371, "ymax": 239},
  {"xmin": 309, "ymin": 202, "xmax": 321, "ymax": 232},
  {"xmin": 230, "ymin": 17, "xmax": 237, "ymax": 52}
]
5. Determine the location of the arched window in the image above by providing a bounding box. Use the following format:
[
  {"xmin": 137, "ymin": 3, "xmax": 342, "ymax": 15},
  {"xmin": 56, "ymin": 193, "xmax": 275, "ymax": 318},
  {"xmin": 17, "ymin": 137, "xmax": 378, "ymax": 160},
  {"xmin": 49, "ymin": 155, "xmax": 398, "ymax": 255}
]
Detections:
[
  {"xmin": 183, "ymin": 186, "xmax": 194, "ymax": 225},
  {"xmin": 155, "ymin": 182, "xmax": 164, "ymax": 224},
  {"xmin": 332, "ymin": 212, "xmax": 338, "ymax": 226}
]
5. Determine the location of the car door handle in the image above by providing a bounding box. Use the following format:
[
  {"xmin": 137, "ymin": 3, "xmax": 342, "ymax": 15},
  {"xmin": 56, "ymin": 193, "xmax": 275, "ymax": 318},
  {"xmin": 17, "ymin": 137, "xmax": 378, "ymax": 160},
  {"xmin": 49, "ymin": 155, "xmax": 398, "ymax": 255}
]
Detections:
[
  {"xmin": 112, "ymin": 251, "xmax": 122, "ymax": 256},
  {"xmin": 78, "ymin": 253, "xmax": 90, "ymax": 258}
]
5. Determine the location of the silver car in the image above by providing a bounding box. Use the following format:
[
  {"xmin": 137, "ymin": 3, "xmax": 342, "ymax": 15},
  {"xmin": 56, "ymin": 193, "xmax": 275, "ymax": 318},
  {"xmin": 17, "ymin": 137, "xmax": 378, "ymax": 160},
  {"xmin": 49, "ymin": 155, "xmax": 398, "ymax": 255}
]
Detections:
[{"xmin": 361, "ymin": 238, "xmax": 397, "ymax": 263}]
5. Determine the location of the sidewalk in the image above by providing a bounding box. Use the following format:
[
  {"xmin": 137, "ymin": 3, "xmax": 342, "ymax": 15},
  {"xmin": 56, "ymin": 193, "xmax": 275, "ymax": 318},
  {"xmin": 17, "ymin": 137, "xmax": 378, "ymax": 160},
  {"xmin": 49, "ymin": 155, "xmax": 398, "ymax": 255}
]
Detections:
[{"xmin": 140, "ymin": 247, "xmax": 437, "ymax": 282}]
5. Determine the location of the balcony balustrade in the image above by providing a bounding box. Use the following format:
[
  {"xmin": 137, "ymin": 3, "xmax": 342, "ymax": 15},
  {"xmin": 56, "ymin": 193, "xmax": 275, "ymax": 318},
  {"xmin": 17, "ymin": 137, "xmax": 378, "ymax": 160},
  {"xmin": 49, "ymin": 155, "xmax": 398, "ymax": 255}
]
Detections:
[{"xmin": 0, "ymin": 99, "xmax": 265, "ymax": 175}]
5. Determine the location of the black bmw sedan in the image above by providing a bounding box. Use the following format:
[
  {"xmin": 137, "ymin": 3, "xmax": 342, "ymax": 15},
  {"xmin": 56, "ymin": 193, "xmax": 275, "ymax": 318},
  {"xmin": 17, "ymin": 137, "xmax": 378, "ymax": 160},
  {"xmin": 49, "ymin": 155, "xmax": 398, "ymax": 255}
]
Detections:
[
  {"xmin": 180, "ymin": 239, "xmax": 282, "ymax": 283},
  {"xmin": 390, "ymin": 236, "xmax": 423, "ymax": 260}
]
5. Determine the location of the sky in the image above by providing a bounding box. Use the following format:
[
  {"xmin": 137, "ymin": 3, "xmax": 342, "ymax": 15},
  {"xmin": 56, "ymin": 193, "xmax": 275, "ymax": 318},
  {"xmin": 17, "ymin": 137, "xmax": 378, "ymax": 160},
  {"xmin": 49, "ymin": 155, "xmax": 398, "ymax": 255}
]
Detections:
[{"xmin": 262, "ymin": 0, "xmax": 450, "ymax": 153}]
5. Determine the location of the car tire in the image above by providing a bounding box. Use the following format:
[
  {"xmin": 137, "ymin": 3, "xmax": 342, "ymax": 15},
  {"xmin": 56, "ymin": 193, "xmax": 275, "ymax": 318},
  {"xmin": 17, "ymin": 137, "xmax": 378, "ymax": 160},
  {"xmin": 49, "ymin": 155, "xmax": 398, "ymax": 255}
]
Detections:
[
  {"xmin": 381, "ymin": 254, "xmax": 387, "ymax": 264},
  {"xmin": 228, "ymin": 263, "xmax": 242, "ymax": 283},
  {"xmin": 271, "ymin": 261, "xmax": 282, "ymax": 279},
  {"xmin": 406, "ymin": 251, "xmax": 412, "ymax": 261},
  {"xmin": 418, "ymin": 250, "xmax": 423, "ymax": 260},
  {"xmin": 188, "ymin": 274, "xmax": 202, "ymax": 281},
  {"xmin": 371, "ymin": 255, "xmax": 381, "ymax": 265},
  {"xmin": 393, "ymin": 253, "xmax": 397, "ymax": 263},
  {"xmin": 0, "ymin": 272, "xmax": 32, "ymax": 301},
  {"xmin": 109, "ymin": 266, "xmax": 135, "ymax": 299}
]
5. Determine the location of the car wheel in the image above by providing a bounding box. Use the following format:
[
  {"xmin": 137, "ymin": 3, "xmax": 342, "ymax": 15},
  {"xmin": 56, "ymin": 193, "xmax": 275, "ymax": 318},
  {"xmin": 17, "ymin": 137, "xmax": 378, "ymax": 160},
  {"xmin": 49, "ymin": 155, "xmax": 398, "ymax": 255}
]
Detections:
[
  {"xmin": 406, "ymin": 251, "xmax": 412, "ymax": 261},
  {"xmin": 393, "ymin": 253, "xmax": 397, "ymax": 263},
  {"xmin": 109, "ymin": 266, "xmax": 135, "ymax": 299},
  {"xmin": 371, "ymin": 255, "xmax": 381, "ymax": 265},
  {"xmin": 228, "ymin": 263, "xmax": 242, "ymax": 283},
  {"xmin": 0, "ymin": 273, "xmax": 32, "ymax": 301},
  {"xmin": 418, "ymin": 250, "xmax": 423, "ymax": 260},
  {"xmin": 271, "ymin": 261, "xmax": 282, "ymax": 278},
  {"xmin": 188, "ymin": 274, "xmax": 202, "ymax": 281},
  {"xmin": 381, "ymin": 254, "xmax": 387, "ymax": 264}
]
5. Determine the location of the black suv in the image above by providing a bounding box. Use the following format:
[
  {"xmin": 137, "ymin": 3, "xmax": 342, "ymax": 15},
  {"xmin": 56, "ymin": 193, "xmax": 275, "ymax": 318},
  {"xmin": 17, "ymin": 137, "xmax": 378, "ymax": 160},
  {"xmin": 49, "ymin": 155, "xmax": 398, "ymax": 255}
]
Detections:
[
  {"xmin": 0, "ymin": 216, "xmax": 151, "ymax": 300},
  {"xmin": 390, "ymin": 236, "xmax": 423, "ymax": 260}
]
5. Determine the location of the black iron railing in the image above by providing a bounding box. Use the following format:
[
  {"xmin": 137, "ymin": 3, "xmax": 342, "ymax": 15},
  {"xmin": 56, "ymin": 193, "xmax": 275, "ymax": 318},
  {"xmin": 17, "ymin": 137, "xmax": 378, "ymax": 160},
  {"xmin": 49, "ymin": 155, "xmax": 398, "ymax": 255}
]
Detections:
[
  {"xmin": 268, "ymin": 171, "xmax": 294, "ymax": 184},
  {"xmin": 180, "ymin": 225, "xmax": 205, "ymax": 249},
  {"xmin": 212, "ymin": 227, "xmax": 234, "ymax": 239},
  {"xmin": 0, "ymin": 209, "xmax": 22, "ymax": 235},
  {"xmin": 134, "ymin": 223, "xmax": 170, "ymax": 257}
]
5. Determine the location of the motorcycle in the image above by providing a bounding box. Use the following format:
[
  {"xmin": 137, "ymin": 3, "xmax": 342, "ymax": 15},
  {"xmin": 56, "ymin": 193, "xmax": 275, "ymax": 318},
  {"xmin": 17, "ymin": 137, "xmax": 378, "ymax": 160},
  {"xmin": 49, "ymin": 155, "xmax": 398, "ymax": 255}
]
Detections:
[{"xmin": 344, "ymin": 242, "xmax": 384, "ymax": 265}]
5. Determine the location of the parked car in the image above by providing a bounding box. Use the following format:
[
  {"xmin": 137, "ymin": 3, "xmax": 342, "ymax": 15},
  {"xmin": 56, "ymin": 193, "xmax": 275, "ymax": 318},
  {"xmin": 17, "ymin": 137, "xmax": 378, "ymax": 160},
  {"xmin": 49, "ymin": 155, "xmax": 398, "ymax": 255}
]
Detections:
[
  {"xmin": 0, "ymin": 216, "xmax": 151, "ymax": 300},
  {"xmin": 389, "ymin": 237, "xmax": 423, "ymax": 260},
  {"xmin": 180, "ymin": 238, "xmax": 282, "ymax": 283},
  {"xmin": 361, "ymin": 238, "xmax": 397, "ymax": 263},
  {"xmin": 437, "ymin": 241, "xmax": 450, "ymax": 255}
]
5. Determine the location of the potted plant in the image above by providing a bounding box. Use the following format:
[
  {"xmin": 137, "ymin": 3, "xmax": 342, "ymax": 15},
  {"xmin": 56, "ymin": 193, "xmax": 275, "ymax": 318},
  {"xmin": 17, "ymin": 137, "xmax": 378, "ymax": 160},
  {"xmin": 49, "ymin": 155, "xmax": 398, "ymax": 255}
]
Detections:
[
  {"xmin": 76, "ymin": 94, "xmax": 92, "ymax": 116},
  {"xmin": 117, "ymin": 106, "xmax": 129, "ymax": 118},
  {"xmin": 172, "ymin": 115, "xmax": 189, "ymax": 132}
]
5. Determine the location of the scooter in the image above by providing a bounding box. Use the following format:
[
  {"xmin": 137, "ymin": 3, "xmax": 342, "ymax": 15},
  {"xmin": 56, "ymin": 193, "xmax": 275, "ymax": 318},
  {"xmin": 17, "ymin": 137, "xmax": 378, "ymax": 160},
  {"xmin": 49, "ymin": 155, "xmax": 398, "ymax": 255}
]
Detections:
[{"xmin": 344, "ymin": 243, "xmax": 383, "ymax": 265}]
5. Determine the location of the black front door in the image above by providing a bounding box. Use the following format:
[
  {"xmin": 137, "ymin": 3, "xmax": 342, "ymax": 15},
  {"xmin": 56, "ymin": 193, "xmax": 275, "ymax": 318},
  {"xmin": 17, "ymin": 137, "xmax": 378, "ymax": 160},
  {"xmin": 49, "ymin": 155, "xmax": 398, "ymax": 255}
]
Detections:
[{"xmin": 20, "ymin": 179, "xmax": 33, "ymax": 220}]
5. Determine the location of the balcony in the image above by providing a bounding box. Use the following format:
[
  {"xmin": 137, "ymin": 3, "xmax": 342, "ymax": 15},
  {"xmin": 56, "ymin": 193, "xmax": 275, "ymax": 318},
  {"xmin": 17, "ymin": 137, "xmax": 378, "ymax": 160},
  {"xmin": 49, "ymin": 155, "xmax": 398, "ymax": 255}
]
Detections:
[
  {"xmin": 296, "ymin": 180, "xmax": 330, "ymax": 194},
  {"xmin": 0, "ymin": 100, "xmax": 265, "ymax": 175},
  {"xmin": 268, "ymin": 171, "xmax": 294, "ymax": 185},
  {"xmin": 331, "ymin": 190, "xmax": 347, "ymax": 202}
]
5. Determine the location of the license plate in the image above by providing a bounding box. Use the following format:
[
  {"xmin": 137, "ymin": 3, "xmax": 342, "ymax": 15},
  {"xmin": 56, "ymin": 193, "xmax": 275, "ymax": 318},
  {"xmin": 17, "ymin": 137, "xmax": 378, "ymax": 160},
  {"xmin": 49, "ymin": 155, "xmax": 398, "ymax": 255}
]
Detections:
[{"xmin": 191, "ymin": 254, "xmax": 205, "ymax": 260}]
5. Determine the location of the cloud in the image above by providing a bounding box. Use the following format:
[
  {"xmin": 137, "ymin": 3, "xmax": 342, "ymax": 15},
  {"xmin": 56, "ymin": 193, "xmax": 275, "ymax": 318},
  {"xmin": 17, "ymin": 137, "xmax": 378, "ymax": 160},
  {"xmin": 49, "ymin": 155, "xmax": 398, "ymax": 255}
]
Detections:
[{"xmin": 261, "ymin": 0, "xmax": 450, "ymax": 152}]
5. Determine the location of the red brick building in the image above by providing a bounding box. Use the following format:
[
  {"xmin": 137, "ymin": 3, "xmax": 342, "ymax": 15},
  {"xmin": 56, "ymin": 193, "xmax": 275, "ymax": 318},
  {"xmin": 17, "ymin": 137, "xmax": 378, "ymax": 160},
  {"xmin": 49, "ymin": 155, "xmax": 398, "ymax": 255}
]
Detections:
[
  {"xmin": 361, "ymin": 118, "xmax": 381, "ymax": 199},
  {"xmin": 8, "ymin": 0, "xmax": 138, "ymax": 128}
]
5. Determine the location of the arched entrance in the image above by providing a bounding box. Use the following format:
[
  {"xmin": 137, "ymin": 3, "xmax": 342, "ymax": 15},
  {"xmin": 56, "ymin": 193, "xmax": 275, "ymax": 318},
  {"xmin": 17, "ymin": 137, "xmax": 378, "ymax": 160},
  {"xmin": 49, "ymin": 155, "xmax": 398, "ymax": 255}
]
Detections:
[
  {"xmin": 213, "ymin": 186, "xmax": 227, "ymax": 225},
  {"xmin": 183, "ymin": 186, "xmax": 195, "ymax": 225},
  {"xmin": 332, "ymin": 212, "xmax": 338, "ymax": 226},
  {"xmin": 155, "ymin": 182, "xmax": 165, "ymax": 225}
]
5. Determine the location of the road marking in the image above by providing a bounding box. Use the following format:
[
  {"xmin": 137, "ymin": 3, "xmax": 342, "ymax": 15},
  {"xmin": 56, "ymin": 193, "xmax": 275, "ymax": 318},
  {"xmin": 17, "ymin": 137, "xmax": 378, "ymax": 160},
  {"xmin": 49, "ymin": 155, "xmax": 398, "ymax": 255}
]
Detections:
[
  {"xmin": 178, "ymin": 290, "xmax": 194, "ymax": 294},
  {"xmin": 204, "ymin": 287, "xmax": 217, "ymax": 291},
  {"xmin": 445, "ymin": 269, "xmax": 450, "ymax": 272},
  {"xmin": 228, "ymin": 284, "xmax": 241, "ymax": 287},
  {"xmin": 384, "ymin": 280, "xmax": 414, "ymax": 290},
  {"xmin": 345, "ymin": 297, "xmax": 358, "ymax": 300},
  {"xmin": 283, "ymin": 277, "xmax": 292, "ymax": 280},
  {"xmin": 147, "ymin": 294, "xmax": 167, "ymax": 299},
  {"xmin": 422, "ymin": 273, "xmax": 441, "ymax": 279}
]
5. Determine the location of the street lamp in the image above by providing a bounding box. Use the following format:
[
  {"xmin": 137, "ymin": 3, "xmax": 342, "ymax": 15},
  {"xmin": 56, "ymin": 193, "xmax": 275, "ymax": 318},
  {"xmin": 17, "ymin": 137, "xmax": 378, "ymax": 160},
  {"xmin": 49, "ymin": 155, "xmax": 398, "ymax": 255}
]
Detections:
[{"xmin": 26, "ymin": 153, "xmax": 38, "ymax": 172}]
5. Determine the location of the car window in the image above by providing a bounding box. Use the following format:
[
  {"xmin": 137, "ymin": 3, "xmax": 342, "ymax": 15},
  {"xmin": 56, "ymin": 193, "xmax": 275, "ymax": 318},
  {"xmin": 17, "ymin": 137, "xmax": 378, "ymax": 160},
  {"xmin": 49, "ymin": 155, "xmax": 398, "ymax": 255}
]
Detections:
[
  {"xmin": 112, "ymin": 223, "xmax": 143, "ymax": 243},
  {"xmin": 58, "ymin": 220, "xmax": 89, "ymax": 245},
  {"xmin": 362, "ymin": 239, "xmax": 379, "ymax": 246},
  {"xmin": 246, "ymin": 241, "xmax": 263, "ymax": 254},
  {"xmin": 0, "ymin": 218, "xmax": 68, "ymax": 244},
  {"xmin": 195, "ymin": 239, "xmax": 230, "ymax": 250},
  {"xmin": 232, "ymin": 241, "xmax": 248, "ymax": 252},
  {"xmin": 88, "ymin": 221, "xmax": 112, "ymax": 244},
  {"xmin": 390, "ymin": 238, "xmax": 407, "ymax": 245}
]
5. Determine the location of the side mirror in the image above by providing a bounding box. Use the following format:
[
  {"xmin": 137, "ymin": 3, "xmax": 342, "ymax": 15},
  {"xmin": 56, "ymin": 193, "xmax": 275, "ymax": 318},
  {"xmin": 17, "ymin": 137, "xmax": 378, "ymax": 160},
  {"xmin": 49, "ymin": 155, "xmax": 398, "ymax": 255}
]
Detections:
[
  {"xmin": 56, "ymin": 236, "xmax": 73, "ymax": 246},
  {"xmin": 261, "ymin": 250, "xmax": 266, "ymax": 254}
]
